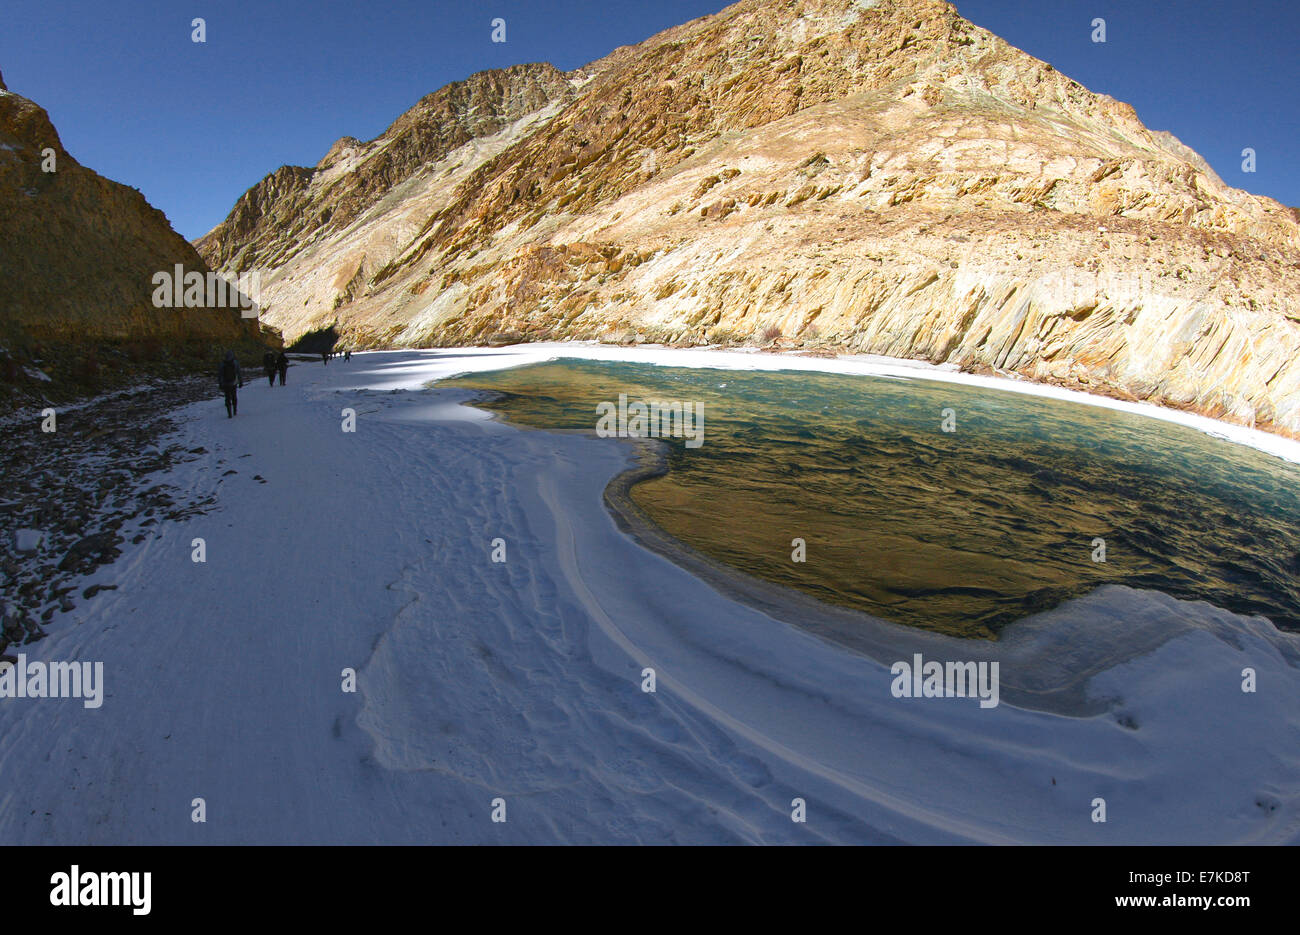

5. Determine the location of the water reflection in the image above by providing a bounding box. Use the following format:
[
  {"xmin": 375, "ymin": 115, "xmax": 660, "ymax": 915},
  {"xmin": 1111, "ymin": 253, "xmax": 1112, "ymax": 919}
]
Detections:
[{"xmin": 444, "ymin": 360, "xmax": 1300, "ymax": 638}]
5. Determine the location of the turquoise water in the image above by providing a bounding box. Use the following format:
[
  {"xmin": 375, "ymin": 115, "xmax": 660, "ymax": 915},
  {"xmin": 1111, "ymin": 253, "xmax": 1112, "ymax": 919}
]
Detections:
[{"xmin": 444, "ymin": 360, "xmax": 1300, "ymax": 638}]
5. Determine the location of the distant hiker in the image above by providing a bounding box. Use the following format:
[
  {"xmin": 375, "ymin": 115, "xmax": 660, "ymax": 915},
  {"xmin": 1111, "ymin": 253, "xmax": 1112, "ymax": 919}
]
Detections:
[
  {"xmin": 276, "ymin": 351, "xmax": 288, "ymax": 385},
  {"xmin": 322, "ymin": 351, "xmax": 328, "ymax": 365},
  {"xmin": 219, "ymin": 350, "xmax": 244, "ymax": 418},
  {"xmin": 344, "ymin": 349, "xmax": 351, "ymax": 362},
  {"xmin": 262, "ymin": 350, "xmax": 276, "ymax": 386}
]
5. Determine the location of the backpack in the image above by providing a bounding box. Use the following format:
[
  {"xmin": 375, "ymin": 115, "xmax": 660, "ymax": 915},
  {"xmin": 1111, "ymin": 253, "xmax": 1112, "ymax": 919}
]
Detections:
[{"xmin": 220, "ymin": 359, "xmax": 238, "ymax": 386}]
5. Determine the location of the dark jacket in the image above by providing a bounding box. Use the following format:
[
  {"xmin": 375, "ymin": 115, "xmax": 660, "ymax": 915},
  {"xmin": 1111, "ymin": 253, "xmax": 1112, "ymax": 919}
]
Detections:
[{"xmin": 219, "ymin": 357, "xmax": 243, "ymax": 389}]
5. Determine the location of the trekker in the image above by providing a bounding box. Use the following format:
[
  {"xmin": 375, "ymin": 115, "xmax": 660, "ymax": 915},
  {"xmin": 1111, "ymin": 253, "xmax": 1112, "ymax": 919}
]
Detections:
[
  {"xmin": 219, "ymin": 351, "xmax": 244, "ymax": 418},
  {"xmin": 344, "ymin": 349, "xmax": 351, "ymax": 362},
  {"xmin": 276, "ymin": 351, "xmax": 288, "ymax": 385},
  {"xmin": 321, "ymin": 350, "xmax": 328, "ymax": 365},
  {"xmin": 263, "ymin": 350, "xmax": 276, "ymax": 386}
]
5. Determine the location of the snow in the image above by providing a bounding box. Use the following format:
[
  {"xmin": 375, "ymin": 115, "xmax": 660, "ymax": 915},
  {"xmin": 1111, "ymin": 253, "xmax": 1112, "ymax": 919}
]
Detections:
[
  {"xmin": 0, "ymin": 345, "xmax": 1296, "ymax": 844},
  {"xmin": 13, "ymin": 529, "xmax": 42, "ymax": 553}
]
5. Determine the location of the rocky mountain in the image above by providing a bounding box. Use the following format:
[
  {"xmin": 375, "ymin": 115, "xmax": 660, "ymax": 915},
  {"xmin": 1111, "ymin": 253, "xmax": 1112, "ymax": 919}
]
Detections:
[
  {"xmin": 196, "ymin": 63, "xmax": 579, "ymax": 275},
  {"xmin": 196, "ymin": 0, "xmax": 1300, "ymax": 436},
  {"xmin": 0, "ymin": 71, "xmax": 265, "ymax": 400}
]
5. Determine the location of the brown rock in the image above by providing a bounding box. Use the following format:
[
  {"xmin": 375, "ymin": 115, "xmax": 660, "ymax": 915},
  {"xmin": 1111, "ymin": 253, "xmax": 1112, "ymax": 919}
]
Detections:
[{"xmin": 0, "ymin": 80, "xmax": 262, "ymax": 365}]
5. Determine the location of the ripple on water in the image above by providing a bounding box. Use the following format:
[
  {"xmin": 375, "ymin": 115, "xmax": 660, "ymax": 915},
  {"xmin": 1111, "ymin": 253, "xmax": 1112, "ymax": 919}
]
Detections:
[{"xmin": 444, "ymin": 360, "xmax": 1300, "ymax": 638}]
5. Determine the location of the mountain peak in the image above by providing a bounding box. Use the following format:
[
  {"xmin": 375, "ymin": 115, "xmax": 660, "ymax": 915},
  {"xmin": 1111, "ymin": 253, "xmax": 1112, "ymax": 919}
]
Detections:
[{"xmin": 196, "ymin": 61, "xmax": 577, "ymax": 270}]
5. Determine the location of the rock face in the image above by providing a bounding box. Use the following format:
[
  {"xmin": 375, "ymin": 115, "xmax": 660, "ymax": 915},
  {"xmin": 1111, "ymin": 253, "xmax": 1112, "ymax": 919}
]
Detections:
[
  {"xmin": 195, "ymin": 63, "xmax": 579, "ymax": 276},
  {"xmin": 0, "ymin": 76, "xmax": 260, "ymax": 357},
  {"xmin": 197, "ymin": 0, "xmax": 1300, "ymax": 436}
]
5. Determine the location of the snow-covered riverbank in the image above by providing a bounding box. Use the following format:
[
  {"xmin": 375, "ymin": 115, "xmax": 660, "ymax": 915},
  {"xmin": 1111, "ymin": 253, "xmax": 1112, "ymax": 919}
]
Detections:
[{"xmin": 1, "ymin": 345, "xmax": 1297, "ymax": 844}]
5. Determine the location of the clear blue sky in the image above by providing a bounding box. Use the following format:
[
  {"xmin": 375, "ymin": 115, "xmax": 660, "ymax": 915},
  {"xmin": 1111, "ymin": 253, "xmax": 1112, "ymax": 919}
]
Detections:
[{"xmin": 2, "ymin": 0, "xmax": 1296, "ymax": 240}]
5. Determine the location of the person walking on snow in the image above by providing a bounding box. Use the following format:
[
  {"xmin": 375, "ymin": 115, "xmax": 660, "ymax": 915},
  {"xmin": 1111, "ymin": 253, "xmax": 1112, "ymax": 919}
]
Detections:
[
  {"xmin": 275, "ymin": 350, "xmax": 288, "ymax": 385},
  {"xmin": 263, "ymin": 350, "xmax": 276, "ymax": 386},
  {"xmin": 219, "ymin": 350, "xmax": 244, "ymax": 418}
]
